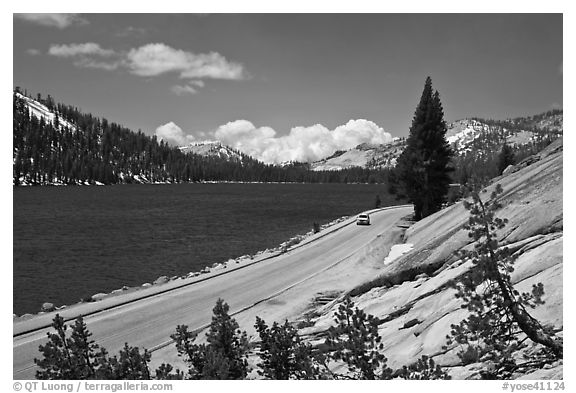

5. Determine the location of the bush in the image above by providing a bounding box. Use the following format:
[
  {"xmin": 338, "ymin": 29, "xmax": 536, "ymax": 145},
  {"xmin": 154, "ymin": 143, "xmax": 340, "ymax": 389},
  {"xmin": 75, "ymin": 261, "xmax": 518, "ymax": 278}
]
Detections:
[
  {"xmin": 324, "ymin": 297, "xmax": 392, "ymax": 379},
  {"xmin": 395, "ymin": 355, "xmax": 451, "ymax": 380}
]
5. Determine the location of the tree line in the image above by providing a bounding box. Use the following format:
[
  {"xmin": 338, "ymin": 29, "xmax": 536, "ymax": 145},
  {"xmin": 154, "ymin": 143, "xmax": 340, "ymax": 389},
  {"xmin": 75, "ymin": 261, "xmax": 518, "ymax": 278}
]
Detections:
[
  {"xmin": 13, "ymin": 89, "xmax": 395, "ymax": 186},
  {"xmin": 36, "ymin": 297, "xmax": 449, "ymax": 380}
]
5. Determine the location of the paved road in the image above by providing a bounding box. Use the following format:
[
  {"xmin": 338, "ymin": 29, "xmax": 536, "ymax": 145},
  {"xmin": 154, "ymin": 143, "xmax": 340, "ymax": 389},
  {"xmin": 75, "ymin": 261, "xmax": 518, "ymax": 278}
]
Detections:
[{"xmin": 13, "ymin": 205, "xmax": 412, "ymax": 379}]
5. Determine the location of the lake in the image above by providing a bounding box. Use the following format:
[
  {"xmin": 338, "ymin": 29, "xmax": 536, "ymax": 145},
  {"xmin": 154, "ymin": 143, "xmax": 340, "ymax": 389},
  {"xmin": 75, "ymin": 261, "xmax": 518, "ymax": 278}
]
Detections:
[{"xmin": 13, "ymin": 183, "xmax": 399, "ymax": 315}]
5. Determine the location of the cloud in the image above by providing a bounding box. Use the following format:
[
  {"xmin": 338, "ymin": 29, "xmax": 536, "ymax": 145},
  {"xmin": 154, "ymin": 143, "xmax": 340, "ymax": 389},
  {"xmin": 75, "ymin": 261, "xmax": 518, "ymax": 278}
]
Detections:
[
  {"xmin": 46, "ymin": 42, "xmax": 246, "ymax": 94},
  {"xmin": 26, "ymin": 48, "xmax": 41, "ymax": 56},
  {"xmin": 155, "ymin": 122, "xmax": 196, "ymax": 146},
  {"xmin": 214, "ymin": 120, "xmax": 278, "ymax": 161},
  {"xmin": 15, "ymin": 13, "xmax": 87, "ymax": 29},
  {"xmin": 48, "ymin": 43, "xmax": 115, "ymax": 58},
  {"xmin": 48, "ymin": 43, "xmax": 120, "ymax": 71},
  {"xmin": 169, "ymin": 119, "xmax": 393, "ymax": 163},
  {"xmin": 125, "ymin": 43, "xmax": 245, "ymax": 80},
  {"xmin": 332, "ymin": 119, "xmax": 392, "ymax": 147},
  {"xmin": 171, "ymin": 80, "xmax": 205, "ymax": 96}
]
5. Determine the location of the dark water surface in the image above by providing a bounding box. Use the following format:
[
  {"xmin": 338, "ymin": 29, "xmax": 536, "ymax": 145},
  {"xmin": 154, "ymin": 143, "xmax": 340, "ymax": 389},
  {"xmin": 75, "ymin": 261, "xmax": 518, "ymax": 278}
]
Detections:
[{"xmin": 13, "ymin": 183, "xmax": 397, "ymax": 315}]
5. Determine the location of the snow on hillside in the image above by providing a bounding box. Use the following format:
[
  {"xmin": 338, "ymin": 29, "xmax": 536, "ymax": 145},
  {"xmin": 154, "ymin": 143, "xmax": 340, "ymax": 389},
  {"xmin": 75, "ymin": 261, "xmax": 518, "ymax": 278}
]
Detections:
[
  {"xmin": 447, "ymin": 114, "xmax": 563, "ymax": 154},
  {"xmin": 445, "ymin": 119, "xmax": 488, "ymax": 145},
  {"xmin": 310, "ymin": 112, "xmax": 563, "ymax": 172},
  {"xmin": 179, "ymin": 141, "xmax": 244, "ymax": 162},
  {"xmin": 16, "ymin": 93, "xmax": 77, "ymax": 131},
  {"xmin": 312, "ymin": 148, "xmax": 374, "ymax": 171},
  {"xmin": 311, "ymin": 139, "xmax": 405, "ymax": 171}
]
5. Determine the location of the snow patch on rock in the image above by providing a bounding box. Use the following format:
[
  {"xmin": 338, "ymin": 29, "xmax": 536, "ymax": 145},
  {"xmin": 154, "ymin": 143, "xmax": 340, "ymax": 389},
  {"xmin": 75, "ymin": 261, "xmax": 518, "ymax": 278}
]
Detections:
[{"xmin": 383, "ymin": 243, "xmax": 413, "ymax": 265}]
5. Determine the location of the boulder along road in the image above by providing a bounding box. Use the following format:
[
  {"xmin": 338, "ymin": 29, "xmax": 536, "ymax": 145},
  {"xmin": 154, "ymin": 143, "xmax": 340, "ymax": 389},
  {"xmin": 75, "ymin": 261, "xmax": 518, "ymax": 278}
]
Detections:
[{"xmin": 13, "ymin": 205, "xmax": 413, "ymax": 379}]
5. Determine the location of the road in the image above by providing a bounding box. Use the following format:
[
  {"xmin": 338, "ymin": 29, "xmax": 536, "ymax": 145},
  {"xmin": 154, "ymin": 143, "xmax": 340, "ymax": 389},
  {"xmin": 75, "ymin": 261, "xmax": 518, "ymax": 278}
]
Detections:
[{"xmin": 13, "ymin": 205, "xmax": 412, "ymax": 379}]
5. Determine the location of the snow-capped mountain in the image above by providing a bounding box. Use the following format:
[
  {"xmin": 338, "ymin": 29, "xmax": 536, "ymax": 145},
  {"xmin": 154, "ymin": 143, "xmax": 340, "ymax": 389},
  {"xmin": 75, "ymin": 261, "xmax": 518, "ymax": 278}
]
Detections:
[
  {"xmin": 445, "ymin": 119, "xmax": 488, "ymax": 148},
  {"xmin": 309, "ymin": 111, "xmax": 563, "ymax": 171},
  {"xmin": 446, "ymin": 113, "xmax": 562, "ymax": 155},
  {"xmin": 179, "ymin": 141, "xmax": 245, "ymax": 162}
]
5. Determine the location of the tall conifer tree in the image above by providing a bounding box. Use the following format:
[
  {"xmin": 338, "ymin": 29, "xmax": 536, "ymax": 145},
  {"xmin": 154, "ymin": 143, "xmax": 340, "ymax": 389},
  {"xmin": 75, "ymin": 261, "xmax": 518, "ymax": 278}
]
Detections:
[
  {"xmin": 497, "ymin": 143, "xmax": 516, "ymax": 175},
  {"xmin": 396, "ymin": 77, "xmax": 453, "ymax": 220}
]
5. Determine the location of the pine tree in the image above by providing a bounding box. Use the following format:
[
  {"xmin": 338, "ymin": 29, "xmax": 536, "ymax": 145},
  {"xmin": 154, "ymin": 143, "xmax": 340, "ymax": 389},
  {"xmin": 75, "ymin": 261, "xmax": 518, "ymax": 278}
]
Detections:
[
  {"xmin": 324, "ymin": 297, "xmax": 392, "ymax": 380},
  {"xmin": 254, "ymin": 317, "xmax": 317, "ymax": 379},
  {"xmin": 205, "ymin": 298, "xmax": 249, "ymax": 379},
  {"xmin": 34, "ymin": 314, "xmax": 166, "ymax": 380},
  {"xmin": 497, "ymin": 143, "xmax": 516, "ymax": 175},
  {"xmin": 446, "ymin": 184, "xmax": 562, "ymax": 377},
  {"xmin": 396, "ymin": 77, "xmax": 453, "ymax": 220},
  {"xmin": 170, "ymin": 298, "xmax": 249, "ymax": 379}
]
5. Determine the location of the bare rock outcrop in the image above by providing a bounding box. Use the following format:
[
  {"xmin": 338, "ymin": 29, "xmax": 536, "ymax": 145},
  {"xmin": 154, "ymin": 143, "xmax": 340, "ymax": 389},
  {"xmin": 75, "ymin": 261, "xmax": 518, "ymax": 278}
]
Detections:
[{"xmin": 301, "ymin": 139, "xmax": 563, "ymax": 379}]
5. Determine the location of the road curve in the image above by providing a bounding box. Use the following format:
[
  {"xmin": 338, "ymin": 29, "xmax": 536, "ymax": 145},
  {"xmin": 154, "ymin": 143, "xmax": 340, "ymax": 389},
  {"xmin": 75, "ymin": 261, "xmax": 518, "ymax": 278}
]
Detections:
[{"xmin": 14, "ymin": 205, "xmax": 412, "ymax": 379}]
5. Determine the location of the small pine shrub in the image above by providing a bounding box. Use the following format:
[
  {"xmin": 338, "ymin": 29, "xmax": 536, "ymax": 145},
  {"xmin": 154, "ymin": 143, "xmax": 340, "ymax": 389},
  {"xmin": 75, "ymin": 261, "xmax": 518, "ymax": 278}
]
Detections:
[
  {"xmin": 254, "ymin": 317, "xmax": 318, "ymax": 379},
  {"xmin": 395, "ymin": 355, "xmax": 451, "ymax": 380},
  {"xmin": 34, "ymin": 314, "xmax": 165, "ymax": 380},
  {"xmin": 170, "ymin": 298, "xmax": 249, "ymax": 379},
  {"xmin": 324, "ymin": 297, "xmax": 393, "ymax": 380}
]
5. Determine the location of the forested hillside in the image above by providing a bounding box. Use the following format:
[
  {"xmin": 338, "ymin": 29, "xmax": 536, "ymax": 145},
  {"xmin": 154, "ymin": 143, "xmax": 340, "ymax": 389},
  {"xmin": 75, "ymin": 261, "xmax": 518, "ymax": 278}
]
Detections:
[
  {"xmin": 450, "ymin": 114, "xmax": 562, "ymax": 185},
  {"xmin": 13, "ymin": 88, "xmax": 561, "ymax": 190},
  {"xmin": 12, "ymin": 90, "xmax": 394, "ymax": 186}
]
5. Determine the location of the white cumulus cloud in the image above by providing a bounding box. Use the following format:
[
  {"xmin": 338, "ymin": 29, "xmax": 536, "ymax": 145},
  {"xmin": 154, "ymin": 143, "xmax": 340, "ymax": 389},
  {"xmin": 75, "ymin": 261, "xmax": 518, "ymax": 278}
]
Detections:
[
  {"xmin": 155, "ymin": 122, "xmax": 196, "ymax": 146},
  {"xmin": 15, "ymin": 13, "xmax": 87, "ymax": 29},
  {"xmin": 332, "ymin": 119, "xmax": 393, "ymax": 147},
  {"xmin": 125, "ymin": 43, "xmax": 245, "ymax": 80},
  {"xmin": 166, "ymin": 119, "xmax": 392, "ymax": 164}
]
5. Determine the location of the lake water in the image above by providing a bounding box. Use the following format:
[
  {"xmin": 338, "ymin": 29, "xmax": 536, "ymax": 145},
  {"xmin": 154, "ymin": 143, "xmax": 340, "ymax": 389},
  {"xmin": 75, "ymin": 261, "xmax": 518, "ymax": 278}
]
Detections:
[{"xmin": 13, "ymin": 183, "xmax": 399, "ymax": 315}]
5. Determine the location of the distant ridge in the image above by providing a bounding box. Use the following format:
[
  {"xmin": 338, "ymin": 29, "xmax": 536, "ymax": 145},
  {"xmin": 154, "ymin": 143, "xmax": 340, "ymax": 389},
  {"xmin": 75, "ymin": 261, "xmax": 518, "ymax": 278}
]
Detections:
[
  {"xmin": 179, "ymin": 141, "xmax": 244, "ymax": 162},
  {"xmin": 310, "ymin": 112, "xmax": 562, "ymax": 172}
]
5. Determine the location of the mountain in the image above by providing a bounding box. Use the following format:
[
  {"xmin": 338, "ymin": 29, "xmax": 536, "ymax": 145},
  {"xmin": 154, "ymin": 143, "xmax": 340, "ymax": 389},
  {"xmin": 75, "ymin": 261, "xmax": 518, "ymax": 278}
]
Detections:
[
  {"xmin": 13, "ymin": 88, "xmax": 561, "ymax": 188},
  {"xmin": 179, "ymin": 141, "xmax": 244, "ymax": 162},
  {"xmin": 311, "ymin": 138, "xmax": 406, "ymax": 171},
  {"xmin": 309, "ymin": 111, "xmax": 562, "ymax": 176},
  {"xmin": 446, "ymin": 113, "xmax": 563, "ymax": 155}
]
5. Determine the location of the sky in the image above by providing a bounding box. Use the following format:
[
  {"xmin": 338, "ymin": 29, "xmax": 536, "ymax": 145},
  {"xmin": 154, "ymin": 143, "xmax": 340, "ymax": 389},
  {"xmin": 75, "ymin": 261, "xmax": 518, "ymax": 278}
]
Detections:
[{"xmin": 13, "ymin": 13, "xmax": 563, "ymax": 163}]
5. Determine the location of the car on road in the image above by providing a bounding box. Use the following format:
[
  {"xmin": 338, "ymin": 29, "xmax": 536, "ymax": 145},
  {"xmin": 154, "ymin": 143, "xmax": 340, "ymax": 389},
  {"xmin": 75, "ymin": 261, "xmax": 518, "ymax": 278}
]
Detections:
[{"xmin": 356, "ymin": 213, "xmax": 370, "ymax": 225}]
